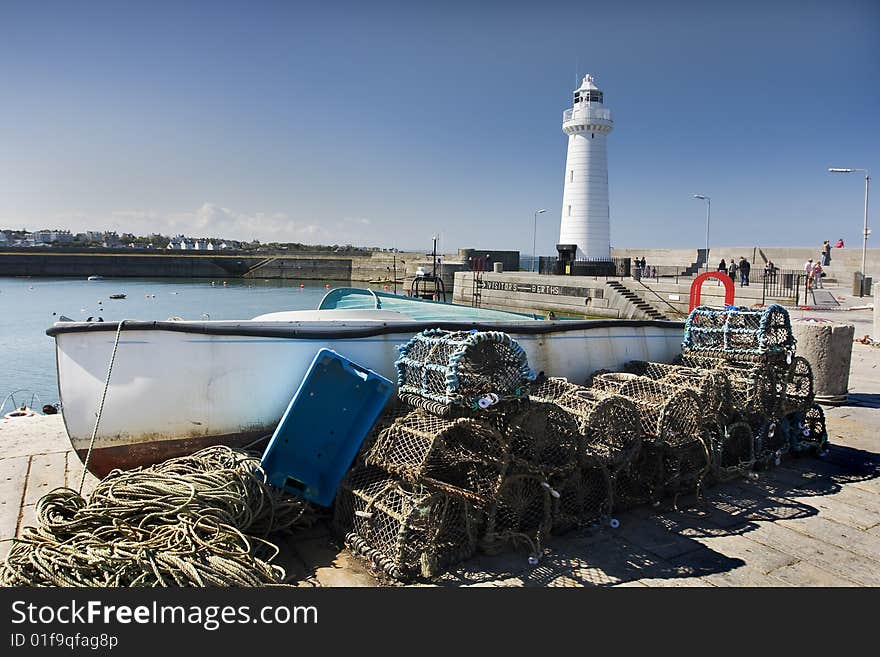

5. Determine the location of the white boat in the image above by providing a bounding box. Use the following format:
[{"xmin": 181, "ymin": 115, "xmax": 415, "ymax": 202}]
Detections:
[
  {"xmin": 87, "ymin": 275, "xmax": 103, "ymax": 281},
  {"xmin": 48, "ymin": 288, "xmax": 685, "ymax": 476}
]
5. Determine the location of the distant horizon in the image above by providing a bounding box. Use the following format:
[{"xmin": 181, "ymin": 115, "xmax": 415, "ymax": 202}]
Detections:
[
  {"xmin": 1, "ymin": 1, "xmax": 877, "ymax": 255},
  {"xmin": 5, "ymin": 224, "xmax": 877, "ymax": 257}
]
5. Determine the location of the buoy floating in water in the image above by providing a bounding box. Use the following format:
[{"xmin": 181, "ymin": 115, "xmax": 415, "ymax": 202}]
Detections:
[{"xmin": 299, "ymin": 284, "xmax": 305, "ymax": 289}]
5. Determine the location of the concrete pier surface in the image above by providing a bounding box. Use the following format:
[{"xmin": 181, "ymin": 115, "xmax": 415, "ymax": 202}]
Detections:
[{"xmin": 2, "ymin": 342, "xmax": 878, "ymax": 586}]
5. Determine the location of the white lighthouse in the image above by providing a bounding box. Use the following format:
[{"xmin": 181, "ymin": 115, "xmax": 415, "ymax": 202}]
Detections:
[{"xmin": 558, "ymin": 73, "xmax": 613, "ymax": 261}]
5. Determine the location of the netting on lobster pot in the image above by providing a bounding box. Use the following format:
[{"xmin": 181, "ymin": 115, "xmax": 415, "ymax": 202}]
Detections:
[
  {"xmin": 714, "ymin": 361, "xmax": 786, "ymax": 418},
  {"xmin": 334, "ymin": 466, "xmax": 481, "ymax": 581},
  {"xmin": 788, "ymin": 403, "xmax": 828, "ymax": 455},
  {"xmin": 612, "ymin": 444, "xmax": 664, "ymax": 511},
  {"xmin": 627, "ymin": 359, "xmax": 733, "ymax": 421},
  {"xmin": 560, "ymin": 390, "xmax": 642, "ymax": 468},
  {"xmin": 395, "ymin": 329, "xmax": 535, "ymax": 415},
  {"xmin": 781, "ymin": 356, "xmax": 814, "ymax": 415},
  {"xmin": 589, "ymin": 371, "xmax": 642, "ymax": 394},
  {"xmin": 751, "ymin": 415, "xmax": 789, "ymax": 467},
  {"xmin": 487, "ymin": 401, "xmax": 580, "ymax": 477},
  {"xmin": 661, "ymin": 436, "xmax": 711, "ymax": 497},
  {"xmin": 682, "ymin": 304, "xmax": 796, "ymax": 358},
  {"xmin": 532, "ymin": 377, "xmax": 641, "ymax": 468},
  {"xmin": 596, "ymin": 375, "xmax": 703, "ymax": 448},
  {"xmin": 357, "ymin": 401, "xmax": 413, "ymax": 463},
  {"xmin": 528, "ymin": 376, "xmax": 581, "ymax": 404},
  {"xmin": 550, "ymin": 464, "xmax": 613, "ymax": 534},
  {"xmin": 364, "ymin": 408, "xmax": 508, "ymax": 503},
  {"xmin": 707, "ymin": 420, "xmax": 755, "ymax": 481},
  {"xmin": 481, "ymin": 473, "xmax": 552, "ymax": 558}
]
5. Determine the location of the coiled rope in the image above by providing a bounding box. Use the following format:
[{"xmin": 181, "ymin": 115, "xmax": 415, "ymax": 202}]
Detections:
[{"xmin": 0, "ymin": 446, "xmax": 315, "ymax": 587}]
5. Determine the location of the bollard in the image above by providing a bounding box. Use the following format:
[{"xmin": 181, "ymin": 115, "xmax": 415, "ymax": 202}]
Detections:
[
  {"xmin": 493, "ymin": 261, "xmax": 503, "ymax": 273},
  {"xmin": 790, "ymin": 318, "xmax": 855, "ymax": 405}
]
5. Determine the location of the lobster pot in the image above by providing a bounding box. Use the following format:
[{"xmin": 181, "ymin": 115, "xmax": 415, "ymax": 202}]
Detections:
[
  {"xmin": 628, "ymin": 360, "xmax": 733, "ymax": 422},
  {"xmin": 481, "ymin": 474, "xmax": 552, "ymax": 557},
  {"xmin": 788, "ymin": 403, "xmax": 828, "ymax": 455},
  {"xmin": 529, "ymin": 376, "xmax": 582, "ymax": 404},
  {"xmin": 334, "ymin": 466, "xmax": 480, "ymax": 581},
  {"xmin": 395, "ymin": 329, "xmax": 535, "ymax": 415},
  {"xmin": 707, "ymin": 421, "xmax": 755, "ymax": 481},
  {"xmin": 683, "ymin": 356, "xmax": 786, "ymax": 418},
  {"xmin": 661, "ymin": 438, "xmax": 710, "ymax": 495},
  {"xmin": 589, "ymin": 372, "xmax": 642, "ymax": 394},
  {"xmin": 364, "ymin": 409, "xmax": 507, "ymax": 503},
  {"xmin": 532, "ymin": 377, "xmax": 641, "ymax": 468},
  {"xmin": 595, "ymin": 375, "xmax": 703, "ymax": 448},
  {"xmin": 682, "ymin": 304, "xmax": 796, "ymax": 359},
  {"xmin": 357, "ymin": 402, "xmax": 413, "ymax": 464},
  {"xmin": 487, "ymin": 402, "xmax": 580, "ymax": 477},
  {"xmin": 612, "ymin": 445, "xmax": 664, "ymax": 511},
  {"xmin": 557, "ymin": 390, "xmax": 642, "ymax": 468},
  {"xmin": 550, "ymin": 464, "xmax": 613, "ymax": 534},
  {"xmin": 781, "ymin": 356, "xmax": 814, "ymax": 416},
  {"xmin": 751, "ymin": 416, "xmax": 789, "ymax": 467}
]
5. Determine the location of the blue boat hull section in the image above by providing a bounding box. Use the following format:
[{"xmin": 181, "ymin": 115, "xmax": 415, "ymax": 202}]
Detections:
[{"xmin": 260, "ymin": 348, "xmax": 394, "ymax": 506}]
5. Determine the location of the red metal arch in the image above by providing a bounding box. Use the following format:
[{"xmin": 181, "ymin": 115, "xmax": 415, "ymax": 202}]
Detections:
[{"xmin": 689, "ymin": 271, "xmax": 735, "ymax": 312}]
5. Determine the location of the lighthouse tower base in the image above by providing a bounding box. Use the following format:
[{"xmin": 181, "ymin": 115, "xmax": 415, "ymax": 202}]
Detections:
[{"xmin": 553, "ymin": 243, "xmax": 618, "ymax": 275}]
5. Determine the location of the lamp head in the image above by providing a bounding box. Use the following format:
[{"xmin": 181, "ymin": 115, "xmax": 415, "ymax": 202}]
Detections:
[{"xmin": 828, "ymin": 168, "xmax": 854, "ymax": 173}]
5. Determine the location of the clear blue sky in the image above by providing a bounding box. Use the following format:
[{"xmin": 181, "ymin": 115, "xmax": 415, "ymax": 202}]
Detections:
[{"xmin": 0, "ymin": 0, "xmax": 877, "ymax": 255}]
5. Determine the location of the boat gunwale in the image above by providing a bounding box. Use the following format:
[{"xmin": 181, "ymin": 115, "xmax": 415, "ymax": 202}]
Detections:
[{"xmin": 47, "ymin": 318, "xmax": 685, "ymax": 340}]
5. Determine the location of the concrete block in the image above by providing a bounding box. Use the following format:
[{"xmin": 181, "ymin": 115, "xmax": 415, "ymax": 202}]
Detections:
[{"xmin": 791, "ymin": 319, "xmax": 855, "ymax": 404}]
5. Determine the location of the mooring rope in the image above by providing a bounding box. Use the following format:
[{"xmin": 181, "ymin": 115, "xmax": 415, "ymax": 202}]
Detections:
[
  {"xmin": 0, "ymin": 446, "xmax": 315, "ymax": 587},
  {"xmin": 79, "ymin": 319, "xmax": 126, "ymax": 494}
]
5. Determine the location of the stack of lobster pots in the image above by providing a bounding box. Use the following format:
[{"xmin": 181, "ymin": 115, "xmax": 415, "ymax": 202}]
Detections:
[
  {"xmin": 676, "ymin": 304, "xmax": 828, "ymax": 466},
  {"xmin": 333, "ymin": 305, "xmax": 828, "ymax": 583},
  {"xmin": 333, "ymin": 329, "xmax": 629, "ymax": 582}
]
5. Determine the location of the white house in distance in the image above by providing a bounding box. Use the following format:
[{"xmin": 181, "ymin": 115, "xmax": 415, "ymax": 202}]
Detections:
[{"xmin": 558, "ymin": 73, "xmax": 614, "ymax": 263}]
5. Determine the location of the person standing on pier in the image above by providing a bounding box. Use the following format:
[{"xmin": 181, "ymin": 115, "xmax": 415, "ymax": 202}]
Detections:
[
  {"xmin": 739, "ymin": 257, "xmax": 751, "ymax": 287},
  {"xmin": 717, "ymin": 258, "xmax": 727, "ymax": 285},
  {"xmin": 812, "ymin": 260, "xmax": 824, "ymax": 289},
  {"xmin": 804, "ymin": 257, "xmax": 815, "ymax": 290},
  {"xmin": 821, "ymin": 240, "xmax": 832, "ymax": 266},
  {"xmin": 727, "ymin": 258, "xmax": 738, "ymax": 284}
]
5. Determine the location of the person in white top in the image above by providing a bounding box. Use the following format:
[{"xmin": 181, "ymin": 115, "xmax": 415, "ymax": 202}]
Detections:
[{"xmin": 804, "ymin": 258, "xmax": 815, "ymax": 290}]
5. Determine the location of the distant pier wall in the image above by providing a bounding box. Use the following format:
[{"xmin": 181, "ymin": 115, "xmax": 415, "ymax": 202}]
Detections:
[{"xmin": 0, "ymin": 248, "xmax": 500, "ymax": 283}]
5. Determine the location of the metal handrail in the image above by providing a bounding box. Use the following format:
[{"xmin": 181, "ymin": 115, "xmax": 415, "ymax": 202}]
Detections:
[
  {"xmin": 562, "ymin": 108, "xmax": 612, "ymax": 122},
  {"xmin": 0, "ymin": 390, "xmax": 42, "ymax": 414}
]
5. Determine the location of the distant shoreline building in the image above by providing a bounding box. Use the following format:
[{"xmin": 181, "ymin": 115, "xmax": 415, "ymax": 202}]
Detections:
[{"xmin": 557, "ymin": 73, "xmax": 614, "ymax": 265}]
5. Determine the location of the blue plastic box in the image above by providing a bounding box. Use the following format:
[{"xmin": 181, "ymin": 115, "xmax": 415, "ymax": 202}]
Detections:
[{"xmin": 260, "ymin": 348, "xmax": 394, "ymax": 506}]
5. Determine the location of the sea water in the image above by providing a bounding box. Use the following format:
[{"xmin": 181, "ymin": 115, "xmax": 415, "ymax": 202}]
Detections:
[{"xmin": 0, "ymin": 277, "xmax": 378, "ymax": 409}]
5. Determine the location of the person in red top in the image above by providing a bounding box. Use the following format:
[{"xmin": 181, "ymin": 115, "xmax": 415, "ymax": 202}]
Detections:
[{"xmin": 835, "ymin": 238, "xmax": 845, "ymax": 248}]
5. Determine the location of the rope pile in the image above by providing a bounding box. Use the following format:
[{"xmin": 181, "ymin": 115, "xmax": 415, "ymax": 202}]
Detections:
[{"xmin": 0, "ymin": 446, "xmax": 315, "ymax": 587}]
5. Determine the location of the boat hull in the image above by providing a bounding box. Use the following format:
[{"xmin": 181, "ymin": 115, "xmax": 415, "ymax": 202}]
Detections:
[{"xmin": 51, "ymin": 316, "xmax": 684, "ymax": 476}]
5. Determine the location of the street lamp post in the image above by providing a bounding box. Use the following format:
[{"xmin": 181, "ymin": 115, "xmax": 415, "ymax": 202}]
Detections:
[
  {"xmin": 532, "ymin": 209, "xmax": 547, "ymax": 272},
  {"xmin": 828, "ymin": 168, "xmax": 871, "ymax": 296},
  {"xmin": 693, "ymin": 195, "xmax": 711, "ymax": 271}
]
